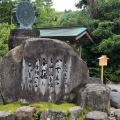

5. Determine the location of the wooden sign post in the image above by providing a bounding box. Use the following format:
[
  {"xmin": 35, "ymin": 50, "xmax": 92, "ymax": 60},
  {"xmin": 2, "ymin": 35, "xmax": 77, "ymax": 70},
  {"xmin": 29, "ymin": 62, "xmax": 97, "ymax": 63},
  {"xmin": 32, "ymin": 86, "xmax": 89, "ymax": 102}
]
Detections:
[{"xmin": 98, "ymin": 55, "xmax": 109, "ymax": 84}]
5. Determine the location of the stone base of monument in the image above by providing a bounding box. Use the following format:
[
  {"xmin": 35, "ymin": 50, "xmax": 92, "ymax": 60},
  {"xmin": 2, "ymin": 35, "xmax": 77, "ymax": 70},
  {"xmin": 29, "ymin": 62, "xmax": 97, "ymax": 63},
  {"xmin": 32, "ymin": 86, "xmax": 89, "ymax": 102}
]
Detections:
[
  {"xmin": 8, "ymin": 29, "xmax": 40, "ymax": 50},
  {"xmin": 77, "ymin": 84, "xmax": 110, "ymax": 114}
]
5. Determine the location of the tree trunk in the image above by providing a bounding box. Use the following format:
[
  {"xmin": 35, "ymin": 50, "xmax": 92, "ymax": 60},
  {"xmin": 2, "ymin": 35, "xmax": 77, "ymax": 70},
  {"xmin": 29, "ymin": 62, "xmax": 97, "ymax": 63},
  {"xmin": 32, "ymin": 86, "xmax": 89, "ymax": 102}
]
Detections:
[{"xmin": 87, "ymin": 0, "xmax": 100, "ymax": 19}]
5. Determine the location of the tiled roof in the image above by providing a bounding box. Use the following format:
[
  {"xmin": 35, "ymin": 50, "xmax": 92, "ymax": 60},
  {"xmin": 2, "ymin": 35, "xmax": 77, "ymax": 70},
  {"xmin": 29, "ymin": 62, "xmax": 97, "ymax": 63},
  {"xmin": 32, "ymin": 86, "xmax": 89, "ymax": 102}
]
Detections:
[
  {"xmin": 38, "ymin": 26, "xmax": 93, "ymax": 42},
  {"xmin": 39, "ymin": 27, "xmax": 87, "ymax": 37}
]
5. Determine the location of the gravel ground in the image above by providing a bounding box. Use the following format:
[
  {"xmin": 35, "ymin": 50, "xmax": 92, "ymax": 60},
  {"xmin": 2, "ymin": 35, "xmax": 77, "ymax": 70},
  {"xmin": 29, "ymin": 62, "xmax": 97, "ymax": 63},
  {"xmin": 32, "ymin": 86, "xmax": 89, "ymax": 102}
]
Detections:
[
  {"xmin": 107, "ymin": 84, "xmax": 120, "ymax": 92},
  {"xmin": 107, "ymin": 84, "xmax": 120, "ymax": 120}
]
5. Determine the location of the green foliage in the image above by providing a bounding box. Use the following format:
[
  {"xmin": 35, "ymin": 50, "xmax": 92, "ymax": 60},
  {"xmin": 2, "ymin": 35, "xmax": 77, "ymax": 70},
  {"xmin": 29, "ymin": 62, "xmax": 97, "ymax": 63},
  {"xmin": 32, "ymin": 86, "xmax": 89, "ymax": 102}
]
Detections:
[
  {"xmin": 98, "ymin": 0, "xmax": 120, "ymax": 20},
  {"xmin": 76, "ymin": 107, "xmax": 91, "ymax": 120},
  {"xmin": 98, "ymin": 35, "xmax": 120, "ymax": 53},
  {"xmin": 35, "ymin": 8, "xmax": 57, "ymax": 27},
  {"xmin": 66, "ymin": 115, "xmax": 71, "ymax": 120},
  {"xmin": 75, "ymin": 0, "xmax": 87, "ymax": 9},
  {"xmin": 0, "ymin": 23, "xmax": 15, "ymax": 58},
  {"xmin": 77, "ymin": 0, "xmax": 120, "ymax": 82},
  {"xmin": 56, "ymin": 10, "xmax": 79, "ymax": 27},
  {"xmin": 33, "ymin": 0, "xmax": 58, "ymax": 27},
  {"xmin": 98, "ymin": 35, "xmax": 120, "ymax": 82},
  {"xmin": 56, "ymin": 9, "xmax": 90, "ymax": 27},
  {"xmin": 92, "ymin": 21, "xmax": 114, "ymax": 40},
  {"xmin": 0, "ymin": 0, "xmax": 17, "ymax": 24},
  {"xmin": 30, "ymin": 102, "xmax": 75, "ymax": 115},
  {"xmin": 89, "ymin": 67, "xmax": 100, "ymax": 78}
]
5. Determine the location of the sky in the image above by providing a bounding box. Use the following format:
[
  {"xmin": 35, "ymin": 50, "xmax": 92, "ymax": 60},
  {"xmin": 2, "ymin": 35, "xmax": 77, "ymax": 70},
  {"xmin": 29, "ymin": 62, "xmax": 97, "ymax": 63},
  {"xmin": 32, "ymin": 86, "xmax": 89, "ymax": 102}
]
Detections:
[{"xmin": 52, "ymin": 0, "xmax": 79, "ymax": 11}]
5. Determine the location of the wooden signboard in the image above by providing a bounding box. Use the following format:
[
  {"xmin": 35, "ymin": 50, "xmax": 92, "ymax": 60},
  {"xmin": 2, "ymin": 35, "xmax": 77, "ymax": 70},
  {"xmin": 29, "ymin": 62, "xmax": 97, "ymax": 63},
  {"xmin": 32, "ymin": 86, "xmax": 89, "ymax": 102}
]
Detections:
[
  {"xmin": 98, "ymin": 55, "xmax": 109, "ymax": 84},
  {"xmin": 98, "ymin": 55, "xmax": 109, "ymax": 66}
]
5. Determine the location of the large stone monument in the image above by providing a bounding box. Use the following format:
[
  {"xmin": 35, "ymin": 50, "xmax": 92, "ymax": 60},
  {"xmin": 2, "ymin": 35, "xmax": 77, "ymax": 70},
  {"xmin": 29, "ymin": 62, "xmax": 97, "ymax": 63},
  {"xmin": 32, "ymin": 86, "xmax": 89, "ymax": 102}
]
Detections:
[
  {"xmin": 0, "ymin": 38, "xmax": 89, "ymax": 102},
  {"xmin": 0, "ymin": 0, "xmax": 89, "ymax": 103}
]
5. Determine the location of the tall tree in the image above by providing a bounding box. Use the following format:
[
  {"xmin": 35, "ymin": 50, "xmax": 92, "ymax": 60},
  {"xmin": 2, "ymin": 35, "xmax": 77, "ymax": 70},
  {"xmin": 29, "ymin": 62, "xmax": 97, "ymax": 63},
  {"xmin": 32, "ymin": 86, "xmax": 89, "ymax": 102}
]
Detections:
[
  {"xmin": 76, "ymin": 0, "xmax": 120, "ymax": 82},
  {"xmin": 76, "ymin": 0, "xmax": 100, "ymax": 19},
  {"xmin": 56, "ymin": 10, "xmax": 80, "ymax": 27}
]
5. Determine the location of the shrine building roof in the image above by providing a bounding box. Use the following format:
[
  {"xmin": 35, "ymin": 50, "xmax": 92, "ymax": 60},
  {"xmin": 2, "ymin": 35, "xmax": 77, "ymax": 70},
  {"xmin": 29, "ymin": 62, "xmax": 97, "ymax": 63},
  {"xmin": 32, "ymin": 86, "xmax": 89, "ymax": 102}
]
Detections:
[{"xmin": 38, "ymin": 26, "xmax": 93, "ymax": 43}]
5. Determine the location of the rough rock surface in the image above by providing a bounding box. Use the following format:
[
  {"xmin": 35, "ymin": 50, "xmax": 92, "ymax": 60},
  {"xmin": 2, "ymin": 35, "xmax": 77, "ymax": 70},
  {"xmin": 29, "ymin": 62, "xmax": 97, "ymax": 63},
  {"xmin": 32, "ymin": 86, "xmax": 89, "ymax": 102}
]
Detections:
[
  {"xmin": 0, "ymin": 83, "xmax": 2, "ymax": 104},
  {"xmin": 84, "ymin": 111, "xmax": 109, "ymax": 120},
  {"xmin": 69, "ymin": 106, "xmax": 83, "ymax": 120},
  {"xmin": 8, "ymin": 29, "xmax": 40, "ymax": 50},
  {"xmin": 0, "ymin": 38, "xmax": 89, "ymax": 102},
  {"xmin": 40, "ymin": 109, "xmax": 66, "ymax": 120},
  {"xmin": 110, "ymin": 89, "xmax": 120, "ymax": 109},
  {"xmin": 109, "ymin": 107, "xmax": 117, "ymax": 120},
  {"xmin": 15, "ymin": 106, "xmax": 36, "ymax": 120},
  {"xmin": 87, "ymin": 77, "xmax": 102, "ymax": 84},
  {"xmin": 0, "ymin": 111, "xmax": 15, "ymax": 120},
  {"xmin": 0, "ymin": 95, "xmax": 3, "ymax": 105},
  {"xmin": 114, "ymin": 109, "xmax": 120, "ymax": 120},
  {"xmin": 77, "ymin": 84, "xmax": 110, "ymax": 114}
]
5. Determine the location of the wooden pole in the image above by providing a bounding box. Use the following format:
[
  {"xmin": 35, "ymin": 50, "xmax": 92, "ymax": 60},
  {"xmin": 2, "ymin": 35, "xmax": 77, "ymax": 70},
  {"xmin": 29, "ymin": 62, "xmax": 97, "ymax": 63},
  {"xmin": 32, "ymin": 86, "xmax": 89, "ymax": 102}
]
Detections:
[
  {"xmin": 101, "ymin": 65, "xmax": 104, "ymax": 84},
  {"xmin": 79, "ymin": 45, "xmax": 82, "ymax": 58}
]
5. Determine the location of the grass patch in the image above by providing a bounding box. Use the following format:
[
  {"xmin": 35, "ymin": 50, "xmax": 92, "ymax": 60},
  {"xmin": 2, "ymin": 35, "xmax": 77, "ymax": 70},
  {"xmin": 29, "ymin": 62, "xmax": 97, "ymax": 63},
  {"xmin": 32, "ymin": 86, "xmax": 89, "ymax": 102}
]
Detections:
[
  {"xmin": 0, "ymin": 102, "xmax": 23, "ymax": 113},
  {"xmin": 30, "ymin": 102, "xmax": 75, "ymax": 120},
  {"xmin": 0, "ymin": 102, "xmax": 75, "ymax": 114},
  {"xmin": 30, "ymin": 102, "xmax": 75, "ymax": 114},
  {"xmin": 0, "ymin": 102, "xmax": 90, "ymax": 120},
  {"xmin": 76, "ymin": 107, "xmax": 91, "ymax": 120}
]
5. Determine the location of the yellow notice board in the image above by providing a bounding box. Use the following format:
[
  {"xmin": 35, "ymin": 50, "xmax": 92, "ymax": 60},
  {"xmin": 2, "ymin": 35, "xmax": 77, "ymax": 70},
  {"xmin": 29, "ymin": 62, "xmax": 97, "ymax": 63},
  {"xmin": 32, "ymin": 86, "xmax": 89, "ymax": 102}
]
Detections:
[{"xmin": 98, "ymin": 55, "xmax": 109, "ymax": 66}]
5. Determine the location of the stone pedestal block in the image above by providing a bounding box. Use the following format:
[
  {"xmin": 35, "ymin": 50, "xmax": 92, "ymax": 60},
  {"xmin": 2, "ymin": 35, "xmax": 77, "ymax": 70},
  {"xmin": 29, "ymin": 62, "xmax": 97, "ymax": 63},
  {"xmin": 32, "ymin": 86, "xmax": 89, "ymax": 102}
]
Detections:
[
  {"xmin": 8, "ymin": 29, "xmax": 40, "ymax": 50},
  {"xmin": 78, "ymin": 84, "xmax": 110, "ymax": 114}
]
